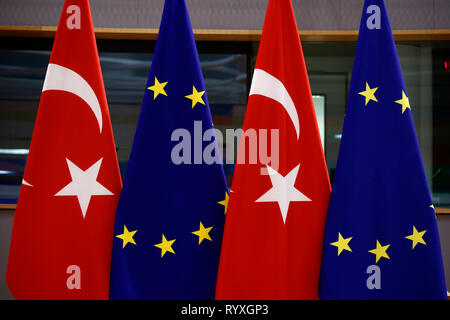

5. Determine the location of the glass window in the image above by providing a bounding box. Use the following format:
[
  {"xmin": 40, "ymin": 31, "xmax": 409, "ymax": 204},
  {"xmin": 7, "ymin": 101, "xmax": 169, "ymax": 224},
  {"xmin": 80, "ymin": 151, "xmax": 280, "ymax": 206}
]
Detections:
[
  {"xmin": 303, "ymin": 42, "xmax": 450, "ymax": 207},
  {"xmin": 0, "ymin": 48, "xmax": 248, "ymax": 202},
  {"xmin": 1, "ymin": 41, "xmax": 449, "ymax": 207}
]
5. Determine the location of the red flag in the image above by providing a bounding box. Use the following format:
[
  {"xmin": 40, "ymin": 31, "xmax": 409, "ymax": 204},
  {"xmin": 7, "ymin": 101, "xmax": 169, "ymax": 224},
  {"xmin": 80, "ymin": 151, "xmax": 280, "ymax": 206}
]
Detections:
[
  {"xmin": 6, "ymin": 0, "xmax": 122, "ymax": 299},
  {"xmin": 216, "ymin": 0, "xmax": 331, "ymax": 299}
]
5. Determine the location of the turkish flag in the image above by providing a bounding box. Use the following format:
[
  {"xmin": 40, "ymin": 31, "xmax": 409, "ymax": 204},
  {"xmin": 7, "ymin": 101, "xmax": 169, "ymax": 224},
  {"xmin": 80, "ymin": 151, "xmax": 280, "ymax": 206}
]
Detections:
[
  {"xmin": 6, "ymin": 0, "xmax": 122, "ymax": 299},
  {"xmin": 215, "ymin": 0, "xmax": 331, "ymax": 299}
]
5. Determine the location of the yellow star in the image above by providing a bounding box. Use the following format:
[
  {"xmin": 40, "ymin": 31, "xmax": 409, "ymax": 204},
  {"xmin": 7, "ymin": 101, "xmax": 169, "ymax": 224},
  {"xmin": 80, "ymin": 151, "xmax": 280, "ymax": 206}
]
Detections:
[
  {"xmin": 192, "ymin": 222, "xmax": 213, "ymax": 245},
  {"xmin": 154, "ymin": 234, "xmax": 175, "ymax": 258},
  {"xmin": 218, "ymin": 192, "xmax": 229, "ymax": 214},
  {"xmin": 368, "ymin": 240, "xmax": 390, "ymax": 263},
  {"xmin": 147, "ymin": 77, "xmax": 168, "ymax": 100},
  {"xmin": 358, "ymin": 82, "xmax": 378, "ymax": 106},
  {"xmin": 429, "ymin": 204, "xmax": 435, "ymax": 210},
  {"xmin": 330, "ymin": 232, "xmax": 352, "ymax": 256},
  {"xmin": 405, "ymin": 226, "xmax": 427, "ymax": 249},
  {"xmin": 395, "ymin": 90, "xmax": 411, "ymax": 114},
  {"xmin": 115, "ymin": 225, "xmax": 137, "ymax": 249},
  {"xmin": 185, "ymin": 85, "xmax": 205, "ymax": 108}
]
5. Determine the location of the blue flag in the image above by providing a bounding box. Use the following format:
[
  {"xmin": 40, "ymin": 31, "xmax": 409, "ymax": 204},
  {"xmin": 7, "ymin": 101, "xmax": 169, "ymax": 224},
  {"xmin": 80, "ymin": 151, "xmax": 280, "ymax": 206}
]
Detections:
[
  {"xmin": 319, "ymin": 0, "xmax": 447, "ymax": 299},
  {"xmin": 109, "ymin": 0, "xmax": 228, "ymax": 299}
]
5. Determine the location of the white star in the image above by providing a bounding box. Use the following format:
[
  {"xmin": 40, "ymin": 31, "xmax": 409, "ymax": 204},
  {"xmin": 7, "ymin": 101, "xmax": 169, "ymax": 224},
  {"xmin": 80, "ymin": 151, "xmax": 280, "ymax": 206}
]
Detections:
[
  {"xmin": 22, "ymin": 179, "xmax": 33, "ymax": 187},
  {"xmin": 255, "ymin": 164, "xmax": 311, "ymax": 224},
  {"xmin": 55, "ymin": 158, "xmax": 113, "ymax": 218}
]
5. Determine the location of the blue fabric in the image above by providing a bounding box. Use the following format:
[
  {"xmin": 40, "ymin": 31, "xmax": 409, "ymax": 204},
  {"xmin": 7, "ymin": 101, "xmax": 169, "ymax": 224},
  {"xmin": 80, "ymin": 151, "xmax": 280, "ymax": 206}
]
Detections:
[
  {"xmin": 319, "ymin": 0, "xmax": 447, "ymax": 299},
  {"xmin": 109, "ymin": 0, "xmax": 228, "ymax": 299}
]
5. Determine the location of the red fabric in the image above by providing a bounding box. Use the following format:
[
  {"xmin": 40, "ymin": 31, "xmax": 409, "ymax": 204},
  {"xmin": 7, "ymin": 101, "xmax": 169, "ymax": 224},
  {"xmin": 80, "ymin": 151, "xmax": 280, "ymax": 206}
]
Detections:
[
  {"xmin": 215, "ymin": 0, "xmax": 331, "ymax": 299},
  {"xmin": 6, "ymin": 0, "xmax": 122, "ymax": 299}
]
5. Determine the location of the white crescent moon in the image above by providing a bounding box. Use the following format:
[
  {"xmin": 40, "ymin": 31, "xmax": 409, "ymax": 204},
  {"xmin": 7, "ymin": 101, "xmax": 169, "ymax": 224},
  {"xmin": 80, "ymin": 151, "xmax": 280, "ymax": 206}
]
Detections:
[
  {"xmin": 42, "ymin": 64, "xmax": 103, "ymax": 133},
  {"xmin": 249, "ymin": 69, "xmax": 300, "ymax": 139}
]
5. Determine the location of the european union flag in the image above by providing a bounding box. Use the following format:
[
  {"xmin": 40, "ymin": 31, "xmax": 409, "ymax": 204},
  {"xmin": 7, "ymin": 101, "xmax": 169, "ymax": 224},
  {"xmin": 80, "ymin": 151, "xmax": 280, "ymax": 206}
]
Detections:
[
  {"xmin": 319, "ymin": 0, "xmax": 447, "ymax": 299},
  {"xmin": 109, "ymin": 0, "xmax": 228, "ymax": 299}
]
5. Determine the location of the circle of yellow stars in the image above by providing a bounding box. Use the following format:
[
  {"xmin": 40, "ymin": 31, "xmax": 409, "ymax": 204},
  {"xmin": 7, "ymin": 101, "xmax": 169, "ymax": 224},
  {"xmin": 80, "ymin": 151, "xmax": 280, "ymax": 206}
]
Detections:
[
  {"xmin": 329, "ymin": 206, "xmax": 434, "ymax": 263},
  {"xmin": 358, "ymin": 81, "xmax": 411, "ymax": 114},
  {"xmin": 331, "ymin": 225, "xmax": 428, "ymax": 263},
  {"xmin": 335, "ymin": 84, "xmax": 427, "ymax": 263},
  {"xmin": 147, "ymin": 76, "xmax": 206, "ymax": 109},
  {"xmin": 115, "ymin": 191, "xmax": 229, "ymax": 258},
  {"xmin": 129, "ymin": 75, "xmax": 227, "ymax": 257}
]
